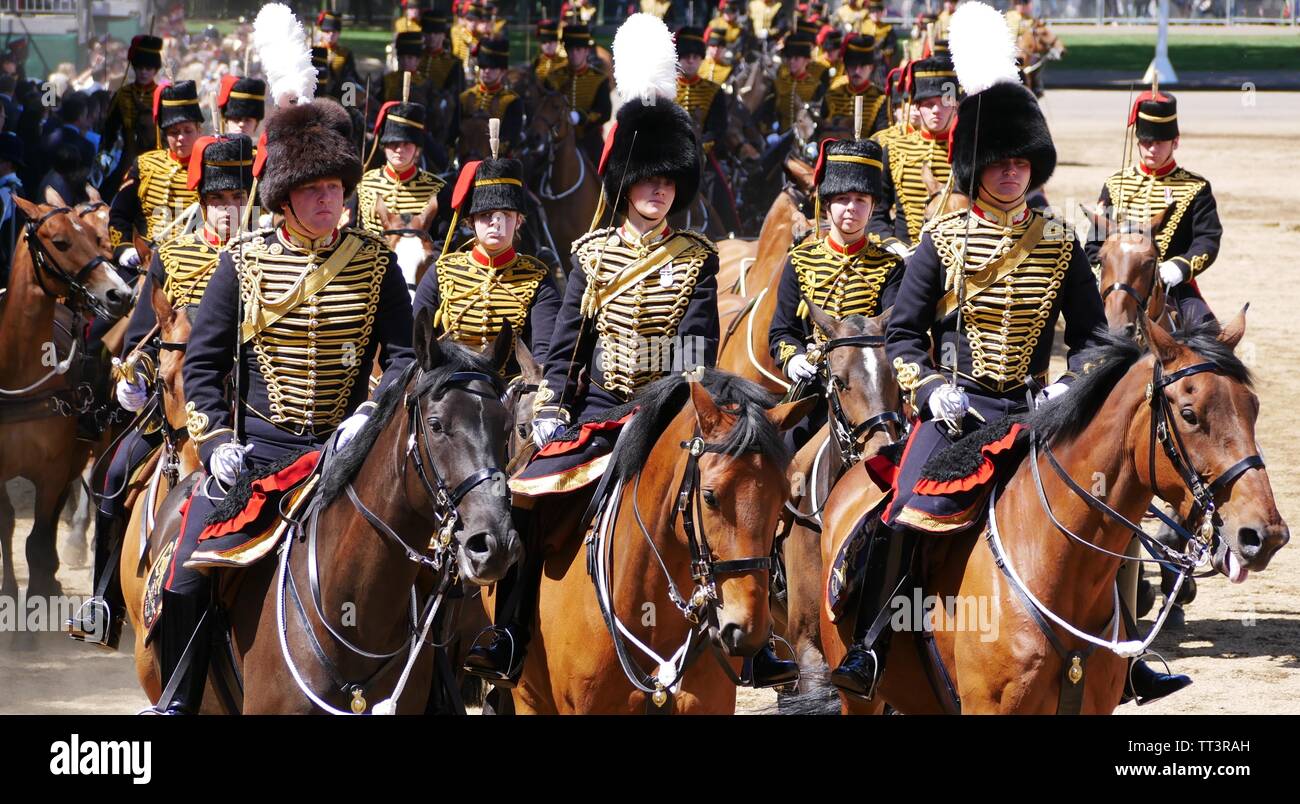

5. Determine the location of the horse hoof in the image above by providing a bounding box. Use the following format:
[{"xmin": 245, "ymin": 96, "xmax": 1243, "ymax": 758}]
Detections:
[
  {"xmin": 1162, "ymin": 603, "xmax": 1186, "ymax": 629},
  {"xmin": 1176, "ymin": 577, "xmax": 1197, "ymax": 606},
  {"xmin": 62, "ymin": 539, "xmax": 88, "ymax": 569}
]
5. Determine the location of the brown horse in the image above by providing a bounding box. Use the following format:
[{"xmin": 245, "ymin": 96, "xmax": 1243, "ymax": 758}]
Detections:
[
  {"xmin": 819, "ymin": 312, "xmax": 1287, "ymax": 714},
  {"xmin": 775, "ymin": 304, "xmax": 905, "ymax": 711},
  {"xmin": 121, "ymin": 287, "xmax": 201, "ymax": 702},
  {"xmin": 716, "ymin": 158, "xmax": 818, "ymax": 395},
  {"xmin": 132, "ymin": 320, "xmax": 523, "ymax": 713},
  {"xmin": 1090, "ymin": 206, "xmax": 1173, "ymax": 338},
  {"xmin": 0, "ymin": 198, "xmax": 131, "ymax": 596},
  {"xmin": 921, "ymin": 162, "xmax": 969, "ymax": 221},
  {"xmin": 517, "ymin": 88, "xmax": 601, "ymax": 273},
  {"xmin": 1018, "ymin": 20, "xmax": 1065, "ymax": 97},
  {"xmin": 512, "ymin": 371, "xmax": 814, "ymax": 713},
  {"xmin": 372, "ymin": 194, "xmax": 440, "ymax": 297}
]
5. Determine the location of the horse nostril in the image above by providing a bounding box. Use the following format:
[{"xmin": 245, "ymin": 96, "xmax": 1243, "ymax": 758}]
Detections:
[
  {"xmin": 1237, "ymin": 527, "xmax": 1263, "ymax": 556},
  {"xmin": 464, "ymin": 530, "xmax": 495, "ymax": 558},
  {"xmin": 1123, "ymin": 322, "xmax": 1136, "ymax": 338},
  {"xmin": 719, "ymin": 623, "xmax": 743, "ymax": 651}
]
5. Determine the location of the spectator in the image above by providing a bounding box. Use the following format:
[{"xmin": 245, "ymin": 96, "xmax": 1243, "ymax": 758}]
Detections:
[{"xmin": 0, "ymin": 131, "xmax": 26, "ymax": 287}]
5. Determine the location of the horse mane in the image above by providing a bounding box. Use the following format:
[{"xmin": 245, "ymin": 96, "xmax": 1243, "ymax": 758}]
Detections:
[
  {"xmin": 315, "ymin": 342, "xmax": 505, "ymax": 507},
  {"xmin": 609, "ymin": 368, "xmax": 791, "ymax": 485},
  {"xmin": 1025, "ymin": 321, "xmax": 1251, "ymax": 447}
]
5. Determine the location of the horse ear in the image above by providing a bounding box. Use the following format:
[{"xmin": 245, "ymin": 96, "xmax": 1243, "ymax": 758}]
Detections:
[
  {"xmin": 688, "ymin": 377, "xmax": 728, "ymax": 439},
  {"xmin": 766, "ymin": 395, "xmax": 819, "ymax": 433},
  {"xmin": 1145, "ymin": 314, "xmax": 1181, "ymax": 363},
  {"xmin": 13, "ymin": 195, "xmax": 42, "ymax": 218},
  {"xmin": 1217, "ymin": 304, "xmax": 1248, "ymax": 350},
  {"xmin": 150, "ymin": 282, "xmax": 176, "ymax": 332},
  {"xmin": 1080, "ymin": 203, "xmax": 1108, "ymax": 241},
  {"xmin": 803, "ymin": 294, "xmax": 842, "ymax": 340},
  {"xmin": 85, "ymin": 183, "xmax": 102, "ymax": 203},
  {"xmin": 489, "ymin": 320, "xmax": 514, "ymax": 373},
  {"xmin": 413, "ymin": 306, "xmax": 443, "ymax": 370},
  {"xmin": 44, "ymin": 185, "xmax": 68, "ymax": 207},
  {"xmin": 515, "ymin": 333, "xmax": 542, "ymax": 383}
]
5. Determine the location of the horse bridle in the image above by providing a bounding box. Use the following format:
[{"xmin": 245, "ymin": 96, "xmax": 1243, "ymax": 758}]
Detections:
[
  {"xmin": 23, "ymin": 205, "xmax": 115, "ymax": 319},
  {"xmin": 819, "ymin": 334, "xmax": 908, "ymax": 464},
  {"xmin": 1101, "ymin": 259, "xmax": 1167, "ymax": 328}
]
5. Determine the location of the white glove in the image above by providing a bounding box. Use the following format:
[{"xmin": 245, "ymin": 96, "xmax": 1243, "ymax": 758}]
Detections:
[
  {"xmin": 114, "ymin": 376, "xmax": 149, "ymax": 412},
  {"xmin": 532, "ymin": 417, "xmax": 564, "ymax": 448},
  {"xmin": 785, "ymin": 353, "xmax": 817, "ymax": 383},
  {"xmin": 886, "ymin": 241, "xmax": 912, "ymax": 260},
  {"xmin": 335, "ymin": 411, "xmax": 370, "ymax": 450},
  {"xmin": 928, "ymin": 384, "xmax": 970, "ymax": 424},
  {"xmin": 209, "ymin": 442, "xmax": 253, "ymax": 487},
  {"xmin": 118, "ymin": 246, "xmax": 140, "ymax": 269},
  {"xmin": 765, "ymin": 132, "xmax": 781, "ymax": 146},
  {"xmin": 568, "ymin": 109, "xmax": 581, "ymax": 125},
  {"xmin": 1040, "ymin": 381, "xmax": 1069, "ymax": 402},
  {"xmin": 1158, "ymin": 259, "xmax": 1186, "ymax": 287}
]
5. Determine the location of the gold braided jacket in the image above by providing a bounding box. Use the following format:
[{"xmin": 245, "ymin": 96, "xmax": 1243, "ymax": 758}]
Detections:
[
  {"xmin": 157, "ymin": 232, "xmax": 222, "ymax": 307},
  {"xmin": 356, "ymin": 167, "xmax": 446, "ymax": 236},
  {"xmin": 533, "ymin": 53, "xmax": 568, "ymax": 83},
  {"xmin": 232, "ymin": 227, "xmax": 391, "ymax": 433},
  {"xmin": 885, "ymin": 129, "xmax": 952, "ymax": 243},
  {"xmin": 700, "ymin": 57, "xmax": 734, "ymax": 86},
  {"xmin": 433, "ymin": 248, "xmax": 549, "ymax": 352},
  {"xmin": 707, "ymin": 16, "xmax": 744, "ymax": 44},
  {"xmin": 1103, "ymin": 165, "xmax": 1210, "ymax": 272},
  {"xmin": 928, "ymin": 206, "xmax": 1073, "ymax": 391},
  {"xmin": 776, "ymin": 236, "xmax": 900, "ymax": 366},
  {"xmin": 571, "ymin": 226, "xmax": 717, "ymax": 398},
  {"xmin": 545, "ymin": 64, "xmax": 608, "ymax": 122},
  {"xmin": 774, "ymin": 62, "xmax": 827, "ymax": 131},
  {"xmin": 126, "ymin": 149, "xmax": 199, "ymax": 249},
  {"xmin": 824, "ymin": 76, "xmax": 887, "ymax": 134},
  {"xmin": 676, "ymin": 76, "xmax": 722, "ymax": 131},
  {"xmin": 419, "ymin": 48, "xmax": 460, "ymax": 90},
  {"xmin": 749, "ymin": 0, "xmax": 784, "ymax": 37}
]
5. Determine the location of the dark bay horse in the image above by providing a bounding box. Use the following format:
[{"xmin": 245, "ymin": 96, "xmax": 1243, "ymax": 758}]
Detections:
[
  {"xmin": 134, "ymin": 315, "xmax": 523, "ymax": 713},
  {"xmin": 775, "ymin": 304, "xmax": 906, "ymax": 711},
  {"xmin": 513, "ymin": 370, "xmax": 814, "ymax": 713},
  {"xmin": 819, "ymin": 313, "xmax": 1287, "ymax": 714},
  {"xmin": 0, "ymin": 198, "xmax": 131, "ymax": 597}
]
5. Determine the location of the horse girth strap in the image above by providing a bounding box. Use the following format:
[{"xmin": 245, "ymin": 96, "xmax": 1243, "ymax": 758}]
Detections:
[
  {"xmin": 935, "ymin": 215, "xmax": 1047, "ymax": 319},
  {"xmin": 240, "ymin": 234, "xmax": 364, "ymax": 343},
  {"xmin": 579, "ymin": 236, "xmax": 695, "ymax": 317}
]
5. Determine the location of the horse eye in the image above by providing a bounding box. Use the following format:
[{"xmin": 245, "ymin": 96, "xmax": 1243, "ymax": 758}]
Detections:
[
  {"xmin": 1180, "ymin": 408, "xmax": 1198, "ymax": 426},
  {"xmin": 427, "ymin": 417, "xmax": 443, "ymax": 433},
  {"xmin": 52, "ymin": 238, "xmax": 71, "ymax": 251},
  {"xmin": 516, "ymin": 423, "xmax": 529, "ymax": 438},
  {"xmin": 702, "ymin": 489, "xmax": 719, "ymax": 508}
]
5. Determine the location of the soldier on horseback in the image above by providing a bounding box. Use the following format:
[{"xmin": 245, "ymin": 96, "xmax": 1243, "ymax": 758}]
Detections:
[
  {"xmin": 107, "ymin": 80, "xmax": 205, "ymax": 272},
  {"xmin": 67, "ymin": 134, "xmax": 256, "ymax": 649},
  {"xmin": 708, "ymin": 0, "xmax": 746, "ymax": 53},
  {"xmin": 543, "ymin": 24, "xmax": 612, "ymax": 168},
  {"xmin": 97, "ymin": 35, "xmax": 163, "ymax": 201},
  {"xmin": 767, "ymin": 137, "xmax": 903, "ymax": 451},
  {"xmin": 417, "ymin": 6, "xmax": 465, "ymax": 99},
  {"xmin": 823, "ymin": 34, "xmax": 889, "ymax": 140},
  {"xmin": 532, "ymin": 19, "xmax": 567, "ymax": 84},
  {"xmin": 868, "ymin": 54, "xmax": 956, "ymax": 256},
  {"xmin": 355, "ymin": 101, "xmax": 447, "ymax": 236},
  {"xmin": 215, "ymin": 76, "xmax": 266, "ymax": 139},
  {"xmin": 315, "ymin": 11, "xmax": 363, "ymax": 100},
  {"xmin": 701, "ymin": 25, "xmax": 737, "ymax": 86},
  {"xmin": 1085, "ymin": 89, "xmax": 1221, "ymax": 329},
  {"xmin": 459, "ymin": 38, "xmax": 523, "ymax": 160},
  {"xmin": 676, "ymin": 27, "xmax": 728, "ymax": 157},
  {"xmin": 762, "ymin": 33, "xmax": 829, "ymax": 141},
  {"xmin": 155, "ymin": 98, "xmax": 415, "ymax": 714},
  {"xmin": 462, "ymin": 14, "xmax": 800, "ymax": 689},
  {"xmin": 861, "ymin": 1, "xmax": 898, "ymax": 69},
  {"xmin": 411, "ymin": 137, "xmax": 561, "ymax": 374},
  {"xmin": 828, "ymin": 30, "xmax": 1189, "ymax": 704}
]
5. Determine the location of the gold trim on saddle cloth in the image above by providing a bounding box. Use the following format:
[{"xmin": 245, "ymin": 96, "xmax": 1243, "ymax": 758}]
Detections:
[
  {"xmin": 185, "ymin": 475, "xmax": 319, "ymax": 569},
  {"xmin": 508, "ymin": 453, "xmax": 612, "ymax": 498}
]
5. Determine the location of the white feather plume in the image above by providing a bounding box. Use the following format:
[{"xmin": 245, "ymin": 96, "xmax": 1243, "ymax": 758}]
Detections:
[
  {"xmin": 612, "ymin": 12, "xmax": 678, "ymax": 107},
  {"xmin": 949, "ymin": 1, "xmax": 1020, "ymax": 96},
  {"xmin": 253, "ymin": 3, "xmax": 315, "ymax": 108}
]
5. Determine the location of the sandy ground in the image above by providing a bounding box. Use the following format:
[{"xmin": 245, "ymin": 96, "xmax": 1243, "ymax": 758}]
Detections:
[{"xmin": 2, "ymin": 89, "xmax": 1297, "ymax": 715}]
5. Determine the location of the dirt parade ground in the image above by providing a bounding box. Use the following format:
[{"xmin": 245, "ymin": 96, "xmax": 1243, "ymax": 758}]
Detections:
[{"xmin": 2, "ymin": 89, "xmax": 1297, "ymax": 715}]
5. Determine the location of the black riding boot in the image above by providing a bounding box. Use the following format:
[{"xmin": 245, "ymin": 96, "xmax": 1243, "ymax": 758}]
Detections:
[
  {"xmin": 749, "ymin": 639, "xmax": 800, "ymax": 690},
  {"xmin": 829, "ymin": 522, "xmax": 916, "ymax": 700},
  {"xmin": 67, "ymin": 511, "xmax": 125, "ymax": 649},
  {"xmin": 1122, "ymin": 658, "xmax": 1192, "ymax": 706},
  {"xmin": 463, "ymin": 508, "xmax": 538, "ymax": 688},
  {"xmin": 156, "ymin": 590, "xmax": 213, "ymax": 715}
]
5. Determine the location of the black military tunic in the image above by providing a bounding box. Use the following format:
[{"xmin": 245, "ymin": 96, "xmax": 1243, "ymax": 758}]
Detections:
[
  {"xmin": 883, "ymin": 200, "xmax": 1106, "ymax": 531},
  {"xmin": 457, "ymin": 81, "xmax": 524, "ymax": 158},
  {"xmin": 868, "ymin": 128, "xmax": 951, "ymax": 248},
  {"xmin": 1085, "ymin": 161, "xmax": 1222, "ymax": 327},
  {"xmin": 411, "ymin": 243, "xmax": 562, "ymax": 376},
  {"xmin": 675, "ymin": 74, "xmax": 728, "ymax": 152},
  {"xmin": 107, "ymin": 148, "xmax": 199, "ymax": 261},
  {"xmin": 823, "ymin": 76, "xmax": 890, "ymax": 140}
]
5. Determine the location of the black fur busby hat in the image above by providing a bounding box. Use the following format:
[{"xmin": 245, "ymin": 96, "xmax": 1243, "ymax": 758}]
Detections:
[
  {"xmin": 256, "ymin": 98, "xmax": 361, "ymax": 214},
  {"xmin": 676, "ymin": 26, "xmax": 707, "ymax": 59},
  {"xmin": 422, "ymin": 7, "xmax": 450, "ymax": 34},
  {"xmin": 783, "ymin": 33, "xmax": 813, "ymax": 59},
  {"xmin": 948, "ymin": 2, "xmax": 1055, "ymax": 194},
  {"xmin": 537, "ymin": 18, "xmax": 560, "ymax": 42},
  {"xmin": 842, "ymin": 33, "xmax": 876, "ymax": 68},
  {"xmin": 218, "ymin": 75, "xmax": 266, "ymax": 120},
  {"xmin": 815, "ymin": 138, "xmax": 884, "ymax": 201},
  {"xmin": 452, "ymin": 157, "xmax": 527, "ymax": 216},
  {"xmin": 376, "ymin": 101, "xmax": 426, "ymax": 144},
  {"xmin": 598, "ymin": 14, "xmax": 701, "ymax": 217},
  {"xmin": 476, "ymin": 37, "xmax": 510, "ymax": 69},
  {"xmin": 153, "ymin": 80, "xmax": 204, "ymax": 130},
  {"xmin": 395, "ymin": 31, "xmax": 424, "ymax": 58},
  {"xmin": 910, "ymin": 53, "xmax": 956, "ymax": 102},
  {"xmin": 1130, "ymin": 90, "xmax": 1178, "ymax": 141},
  {"xmin": 562, "ymin": 24, "xmax": 593, "ymax": 49},
  {"xmin": 187, "ymin": 134, "xmax": 255, "ymax": 196},
  {"xmin": 128, "ymin": 35, "xmax": 163, "ymax": 70},
  {"xmin": 317, "ymin": 11, "xmax": 343, "ymax": 32}
]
